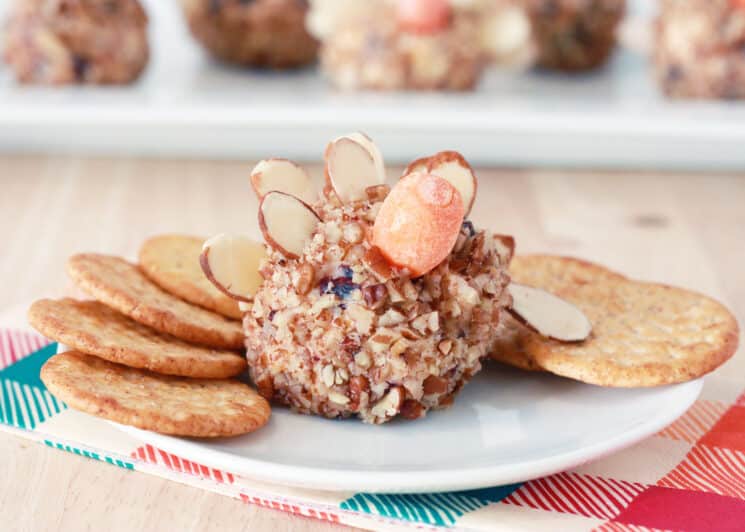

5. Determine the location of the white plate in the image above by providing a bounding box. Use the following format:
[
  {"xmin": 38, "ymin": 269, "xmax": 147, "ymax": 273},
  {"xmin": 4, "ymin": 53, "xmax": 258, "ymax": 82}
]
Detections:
[
  {"xmin": 113, "ymin": 363, "xmax": 702, "ymax": 494},
  {"xmin": 1, "ymin": 0, "xmax": 745, "ymax": 169}
]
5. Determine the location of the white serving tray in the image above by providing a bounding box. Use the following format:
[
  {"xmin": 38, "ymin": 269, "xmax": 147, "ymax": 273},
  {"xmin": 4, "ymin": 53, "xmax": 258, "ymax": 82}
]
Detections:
[{"xmin": 1, "ymin": 0, "xmax": 744, "ymax": 170}]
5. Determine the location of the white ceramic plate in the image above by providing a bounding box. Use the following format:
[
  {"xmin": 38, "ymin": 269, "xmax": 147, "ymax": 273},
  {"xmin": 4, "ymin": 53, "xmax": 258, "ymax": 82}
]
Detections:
[{"xmin": 112, "ymin": 363, "xmax": 702, "ymax": 494}]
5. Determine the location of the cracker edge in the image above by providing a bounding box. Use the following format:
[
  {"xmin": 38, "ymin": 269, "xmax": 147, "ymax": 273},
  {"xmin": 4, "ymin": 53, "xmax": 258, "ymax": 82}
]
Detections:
[
  {"xmin": 138, "ymin": 234, "xmax": 243, "ymax": 320},
  {"xmin": 40, "ymin": 351, "xmax": 270, "ymax": 438},
  {"xmin": 67, "ymin": 254, "xmax": 245, "ymax": 350},
  {"xmin": 27, "ymin": 298, "xmax": 247, "ymax": 379}
]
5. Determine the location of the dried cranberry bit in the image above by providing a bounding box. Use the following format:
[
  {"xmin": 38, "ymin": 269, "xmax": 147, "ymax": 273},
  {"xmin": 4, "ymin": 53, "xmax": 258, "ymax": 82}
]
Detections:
[
  {"xmin": 72, "ymin": 55, "xmax": 89, "ymax": 81},
  {"xmin": 318, "ymin": 276, "xmax": 331, "ymax": 292},
  {"xmin": 337, "ymin": 264, "xmax": 354, "ymax": 279},
  {"xmin": 319, "ymin": 275, "xmax": 360, "ymax": 300},
  {"xmin": 462, "ymin": 220, "xmax": 476, "ymax": 237},
  {"xmin": 341, "ymin": 336, "xmax": 361, "ymax": 354}
]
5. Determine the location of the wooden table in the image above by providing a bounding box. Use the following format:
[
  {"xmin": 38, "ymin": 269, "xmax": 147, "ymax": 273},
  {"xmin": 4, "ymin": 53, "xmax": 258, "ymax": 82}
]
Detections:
[{"xmin": 1, "ymin": 155, "xmax": 743, "ymax": 531}]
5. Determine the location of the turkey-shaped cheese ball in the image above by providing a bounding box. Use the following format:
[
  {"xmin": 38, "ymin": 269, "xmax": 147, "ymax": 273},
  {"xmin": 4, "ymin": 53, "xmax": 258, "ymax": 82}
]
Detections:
[
  {"xmin": 200, "ymin": 133, "xmax": 591, "ymax": 424},
  {"xmin": 229, "ymin": 134, "xmax": 512, "ymax": 423}
]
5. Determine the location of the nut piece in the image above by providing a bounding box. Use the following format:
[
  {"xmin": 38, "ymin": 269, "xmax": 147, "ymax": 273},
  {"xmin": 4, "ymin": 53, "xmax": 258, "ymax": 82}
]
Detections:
[
  {"xmin": 258, "ymin": 191, "xmax": 321, "ymax": 259},
  {"xmin": 400, "ymin": 400, "xmax": 425, "ymax": 420},
  {"xmin": 493, "ymin": 234, "xmax": 516, "ymax": 266},
  {"xmin": 255, "ymin": 377, "xmax": 274, "ymax": 400},
  {"xmin": 324, "ymin": 132, "xmax": 386, "ymax": 204},
  {"xmin": 508, "ymin": 282, "xmax": 592, "ymax": 342},
  {"xmin": 404, "ymin": 151, "xmax": 477, "ymax": 216},
  {"xmin": 362, "ymin": 246, "xmax": 395, "ymax": 282},
  {"xmin": 423, "ymin": 375, "xmax": 449, "ymax": 395},
  {"xmin": 250, "ymin": 158, "xmax": 315, "ymax": 204},
  {"xmin": 294, "ymin": 263, "xmax": 315, "ymax": 295},
  {"xmin": 370, "ymin": 386, "xmax": 404, "ymax": 420},
  {"xmin": 329, "ymin": 391, "xmax": 350, "ymax": 405},
  {"xmin": 348, "ymin": 375, "xmax": 369, "ymax": 411},
  {"xmin": 373, "ymin": 172, "xmax": 465, "ymax": 277},
  {"xmin": 397, "ymin": 0, "xmax": 452, "ymax": 34},
  {"xmin": 365, "ymin": 184, "xmax": 391, "ymax": 202},
  {"xmin": 200, "ymin": 234, "xmax": 267, "ymax": 302}
]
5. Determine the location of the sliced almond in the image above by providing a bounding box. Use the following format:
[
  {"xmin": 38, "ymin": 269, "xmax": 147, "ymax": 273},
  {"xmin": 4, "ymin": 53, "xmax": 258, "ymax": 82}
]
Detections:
[
  {"xmin": 404, "ymin": 151, "xmax": 477, "ymax": 215},
  {"xmin": 508, "ymin": 283, "xmax": 592, "ymax": 342},
  {"xmin": 404, "ymin": 156, "xmax": 430, "ymax": 175},
  {"xmin": 345, "ymin": 132, "xmax": 386, "ymax": 184},
  {"xmin": 199, "ymin": 234, "xmax": 267, "ymax": 303},
  {"xmin": 324, "ymin": 133, "xmax": 386, "ymax": 204},
  {"xmin": 258, "ymin": 192, "xmax": 321, "ymax": 259},
  {"xmin": 250, "ymin": 158, "xmax": 315, "ymax": 204}
]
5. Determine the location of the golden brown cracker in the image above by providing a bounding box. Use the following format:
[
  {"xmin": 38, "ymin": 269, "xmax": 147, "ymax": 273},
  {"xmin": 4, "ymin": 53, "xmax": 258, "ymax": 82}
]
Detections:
[
  {"xmin": 490, "ymin": 255, "xmax": 625, "ymax": 371},
  {"xmin": 510, "ymin": 254, "xmax": 627, "ymax": 290},
  {"xmin": 492, "ymin": 255, "xmax": 739, "ymax": 386},
  {"xmin": 139, "ymin": 234, "xmax": 242, "ymax": 320},
  {"xmin": 28, "ymin": 298, "xmax": 246, "ymax": 378},
  {"xmin": 489, "ymin": 315, "xmax": 545, "ymax": 372},
  {"xmin": 67, "ymin": 254, "xmax": 244, "ymax": 349},
  {"xmin": 524, "ymin": 279, "xmax": 738, "ymax": 386},
  {"xmin": 41, "ymin": 351, "xmax": 270, "ymax": 437}
]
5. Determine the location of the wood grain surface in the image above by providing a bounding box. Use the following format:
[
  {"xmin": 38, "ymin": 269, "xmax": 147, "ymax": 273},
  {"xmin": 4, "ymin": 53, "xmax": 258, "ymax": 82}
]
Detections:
[{"xmin": 0, "ymin": 155, "xmax": 743, "ymax": 532}]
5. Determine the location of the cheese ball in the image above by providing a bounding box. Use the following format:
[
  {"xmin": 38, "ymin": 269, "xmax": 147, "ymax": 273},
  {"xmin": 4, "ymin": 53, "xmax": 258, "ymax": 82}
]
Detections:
[
  {"xmin": 243, "ymin": 188, "xmax": 512, "ymax": 424},
  {"xmin": 319, "ymin": 1, "xmax": 485, "ymax": 90},
  {"xmin": 179, "ymin": 0, "xmax": 319, "ymax": 69},
  {"xmin": 525, "ymin": 0, "xmax": 625, "ymax": 71},
  {"xmin": 3, "ymin": 0, "xmax": 149, "ymax": 84},
  {"xmin": 655, "ymin": 0, "xmax": 745, "ymax": 99}
]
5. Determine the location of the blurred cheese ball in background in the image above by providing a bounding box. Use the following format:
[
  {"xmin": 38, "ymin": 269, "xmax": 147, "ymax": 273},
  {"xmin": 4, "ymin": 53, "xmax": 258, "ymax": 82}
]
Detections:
[
  {"xmin": 3, "ymin": 0, "xmax": 149, "ymax": 84},
  {"xmin": 524, "ymin": 0, "xmax": 626, "ymax": 72},
  {"xmin": 655, "ymin": 0, "xmax": 745, "ymax": 99},
  {"xmin": 452, "ymin": 0, "xmax": 534, "ymax": 67},
  {"xmin": 313, "ymin": 0, "xmax": 485, "ymax": 90},
  {"xmin": 306, "ymin": 0, "xmax": 381, "ymax": 41},
  {"xmin": 308, "ymin": 0, "xmax": 535, "ymax": 85},
  {"xmin": 179, "ymin": 0, "xmax": 319, "ymax": 69}
]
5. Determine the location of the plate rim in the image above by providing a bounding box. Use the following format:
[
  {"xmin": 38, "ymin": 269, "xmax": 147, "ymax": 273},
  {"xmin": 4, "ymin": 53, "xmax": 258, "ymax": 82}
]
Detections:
[
  {"xmin": 57, "ymin": 341, "xmax": 704, "ymax": 493},
  {"xmin": 111, "ymin": 377, "xmax": 702, "ymax": 493}
]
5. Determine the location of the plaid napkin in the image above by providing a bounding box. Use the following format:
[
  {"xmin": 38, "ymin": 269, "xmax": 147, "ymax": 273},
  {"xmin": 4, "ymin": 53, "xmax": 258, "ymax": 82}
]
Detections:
[{"xmin": 1, "ymin": 309, "xmax": 744, "ymax": 531}]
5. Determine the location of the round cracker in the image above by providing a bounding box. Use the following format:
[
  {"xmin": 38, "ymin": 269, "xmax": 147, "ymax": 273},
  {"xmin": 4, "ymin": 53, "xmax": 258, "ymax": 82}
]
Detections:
[
  {"xmin": 510, "ymin": 254, "xmax": 627, "ymax": 288},
  {"xmin": 28, "ymin": 298, "xmax": 246, "ymax": 379},
  {"xmin": 41, "ymin": 351, "xmax": 270, "ymax": 437},
  {"xmin": 523, "ymin": 279, "xmax": 739, "ymax": 386},
  {"xmin": 139, "ymin": 235, "xmax": 242, "ymax": 320},
  {"xmin": 490, "ymin": 255, "xmax": 625, "ymax": 371},
  {"xmin": 67, "ymin": 254, "xmax": 244, "ymax": 350},
  {"xmin": 489, "ymin": 315, "xmax": 545, "ymax": 372}
]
